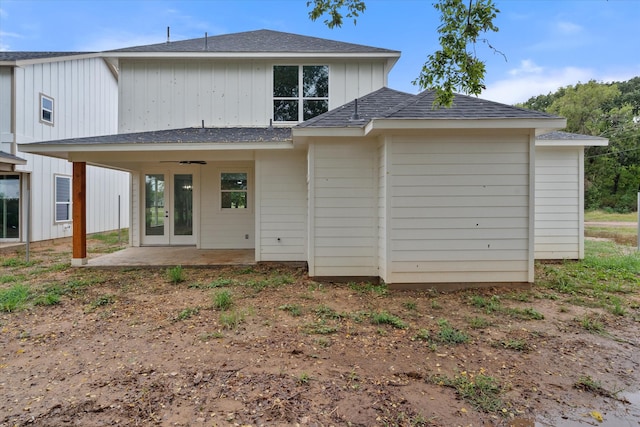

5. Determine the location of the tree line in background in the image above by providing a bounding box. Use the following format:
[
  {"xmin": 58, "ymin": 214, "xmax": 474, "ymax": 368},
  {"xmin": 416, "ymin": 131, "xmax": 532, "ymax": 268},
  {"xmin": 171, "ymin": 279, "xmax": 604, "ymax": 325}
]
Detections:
[{"xmin": 518, "ymin": 77, "xmax": 640, "ymax": 212}]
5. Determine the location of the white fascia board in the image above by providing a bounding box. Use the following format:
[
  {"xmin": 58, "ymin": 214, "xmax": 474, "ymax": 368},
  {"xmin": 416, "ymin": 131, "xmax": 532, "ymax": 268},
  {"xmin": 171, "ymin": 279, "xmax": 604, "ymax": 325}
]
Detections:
[
  {"xmin": 292, "ymin": 127, "xmax": 365, "ymax": 139},
  {"xmin": 364, "ymin": 118, "xmax": 567, "ymax": 135},
  {"xmin": 535, "ymin": 138, "xmax": 608, "ymax": 147}
]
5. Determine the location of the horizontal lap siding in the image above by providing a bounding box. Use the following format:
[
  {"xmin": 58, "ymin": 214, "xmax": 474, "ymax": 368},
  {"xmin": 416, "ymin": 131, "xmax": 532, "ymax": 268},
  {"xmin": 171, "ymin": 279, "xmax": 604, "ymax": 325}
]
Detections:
[
  {"xmin": 388, "ymin": 135, "xmax": 531, "ymax": 283},
  {"xmin": 257, "ymin": 151, "xmax": 307, "ymax": 261},
  {"xmin": 312, "ymin": 141, "xmax": 377, "ymax": 277},
  {"xmin": 535, "ymin": 147, "xmax": 581, "ymax": 259}
]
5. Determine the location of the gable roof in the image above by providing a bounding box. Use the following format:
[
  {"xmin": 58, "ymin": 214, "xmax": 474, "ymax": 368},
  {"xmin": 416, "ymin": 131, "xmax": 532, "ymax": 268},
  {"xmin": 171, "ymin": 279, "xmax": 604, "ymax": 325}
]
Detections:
[
  {"xmin": 108, "ymin": 29, "xmax": 400, "ymax": 55},
  {"xmin": 297, "ymin": 87, "xmax": 562, "ymax": 131}
]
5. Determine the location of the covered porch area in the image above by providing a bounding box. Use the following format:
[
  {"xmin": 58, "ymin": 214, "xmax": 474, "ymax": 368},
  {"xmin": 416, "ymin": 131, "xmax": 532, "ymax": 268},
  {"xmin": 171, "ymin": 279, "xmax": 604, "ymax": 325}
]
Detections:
[{"xmin": 87, "ymin": 247, "xmax": 255, "ymax": 268}]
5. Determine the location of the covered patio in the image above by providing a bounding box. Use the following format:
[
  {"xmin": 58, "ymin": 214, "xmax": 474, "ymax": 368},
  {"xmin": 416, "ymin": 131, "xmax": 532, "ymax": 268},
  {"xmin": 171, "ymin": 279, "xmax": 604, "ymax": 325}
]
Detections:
[{"xmin": 87, "ymin": 247, "xmax": 255, "ymax": 268}]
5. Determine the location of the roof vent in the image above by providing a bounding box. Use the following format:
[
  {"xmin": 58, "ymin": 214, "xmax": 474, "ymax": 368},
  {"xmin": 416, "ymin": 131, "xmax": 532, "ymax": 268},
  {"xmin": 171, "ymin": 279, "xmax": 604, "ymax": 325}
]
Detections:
[
  {"xmin": 349, "ymin": 98, "xmax": 362, "ymax": 121},
  {"xmin": 204, "ymin": 32, "xmax": 208, "ymax": 50},
  {"xmin": 166, "ymin": 26, "xmax": 170, "ymax": 44}
]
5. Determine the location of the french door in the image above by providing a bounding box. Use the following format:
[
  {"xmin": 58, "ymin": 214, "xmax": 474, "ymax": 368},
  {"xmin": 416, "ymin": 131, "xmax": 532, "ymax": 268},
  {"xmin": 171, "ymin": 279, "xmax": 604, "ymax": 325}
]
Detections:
[{"xmin": 143, "ymin": 171, "xmax": 196, "ymax": 245}]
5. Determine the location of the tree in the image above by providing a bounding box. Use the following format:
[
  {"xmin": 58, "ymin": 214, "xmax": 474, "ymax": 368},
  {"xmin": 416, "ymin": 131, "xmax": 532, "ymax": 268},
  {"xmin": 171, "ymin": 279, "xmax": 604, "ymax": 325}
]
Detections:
[{"xmin": 307, "ymin": 0, "xmax": 500, "ymax": 107}]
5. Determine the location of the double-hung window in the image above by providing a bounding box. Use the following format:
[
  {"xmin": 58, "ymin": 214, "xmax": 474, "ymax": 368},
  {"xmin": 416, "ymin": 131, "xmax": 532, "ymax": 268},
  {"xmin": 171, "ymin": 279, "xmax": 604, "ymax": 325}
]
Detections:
[
  {"xmin": 273, "ymin": 65, "xmax": 328, "ymax": 122},
  {"xmin": 55, "ymin": 175, "xmax": 71, "ymax": 222},
  {"xmin": 221, "ymin": 173, "xmax": 247, "ymax": 209},
  {"xmin": 40, "ymin": 94, "xmax": 54, "ymax": 125}
]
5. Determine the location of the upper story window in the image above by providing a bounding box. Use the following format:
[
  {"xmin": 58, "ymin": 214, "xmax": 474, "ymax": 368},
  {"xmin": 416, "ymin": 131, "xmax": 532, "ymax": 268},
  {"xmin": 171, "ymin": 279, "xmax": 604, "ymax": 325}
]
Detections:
[
  {"xmin": 273, "ymin": 65, "xmax": 328, "ymax": 122},
  {"xmin": 40, "ymin": 94, "xmax": 54, "ymax": 125}
]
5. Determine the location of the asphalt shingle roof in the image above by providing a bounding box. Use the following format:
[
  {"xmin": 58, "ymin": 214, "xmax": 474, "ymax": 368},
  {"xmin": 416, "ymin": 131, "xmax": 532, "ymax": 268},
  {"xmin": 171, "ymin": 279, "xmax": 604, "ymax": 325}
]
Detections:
[
  {"xmin": 0, "ymin": 52, "xmax": 90, "ymax": 62},
  {"xmin": 110, "ymin": 29, "xmax": 399, "ymax": 54},
  {"xmin": 25, "ymin": 127, "xmax": 292, "ymax": 146},
  {"xmin": 536, "ymin": 130, "xmax": 607, "ymax": 141},
  {"xmin": 0, "ymin": 151, "xmax": 26, "ymax": 162},
  {"xmin": 298, "ymin": 88, "xmax": 560, "ymax": 128}
]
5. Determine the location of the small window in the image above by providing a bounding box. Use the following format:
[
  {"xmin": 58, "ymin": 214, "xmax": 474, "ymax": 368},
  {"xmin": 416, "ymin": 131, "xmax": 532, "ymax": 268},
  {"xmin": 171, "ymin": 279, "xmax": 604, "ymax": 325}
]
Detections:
[
  {"xmin": 55, "ymin": 175, "xmax": 71, "ymax": 222},
  {"xmin": 221, "ymin": 173, "xmax": 247, "ymax": 209},
  {"xmin": 40, "ymin": 94, "xmax": 54, "ymax": 125},
  {"xmin": 273, "ymin": 65, "xmax": 328, "ymax": 122}
]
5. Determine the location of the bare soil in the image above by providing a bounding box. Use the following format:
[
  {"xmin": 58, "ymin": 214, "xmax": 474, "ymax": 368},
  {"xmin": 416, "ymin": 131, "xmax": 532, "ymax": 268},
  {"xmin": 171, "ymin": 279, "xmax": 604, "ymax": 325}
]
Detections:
[{"xmin": 1, "ymin": 239, "xmax": 639, "ymax": 427}]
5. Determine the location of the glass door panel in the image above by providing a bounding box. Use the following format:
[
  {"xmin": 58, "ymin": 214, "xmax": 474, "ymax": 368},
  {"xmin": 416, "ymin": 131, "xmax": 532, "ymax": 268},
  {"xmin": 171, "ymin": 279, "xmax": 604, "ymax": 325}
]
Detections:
[
  {"xmin": 145, "ymin": 174, "xmax": 166, "ymax": 238},
  {"xmin": 0, "ymin": 175, "xmax": 20, "ymax": 240},
  {"xmin": 173, "ymin": 174, "xmax": 193, "ymax": 237}
]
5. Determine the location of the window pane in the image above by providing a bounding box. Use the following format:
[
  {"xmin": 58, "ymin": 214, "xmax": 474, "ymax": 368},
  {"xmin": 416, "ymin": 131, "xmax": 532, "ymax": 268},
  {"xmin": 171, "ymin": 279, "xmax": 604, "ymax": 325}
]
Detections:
[
  {"xmin": 303, "ymin": 100, "xmax": 329, "ymax": 120},
  {"xmin": 42, "ymin": 110, "xmax": 52, "ymax": 122},
  {"xmin": 303, "ymin": 65, "xmax": 328, "ymax": 97},
  {"xmin": 56, "ymin": 176, "xmax": 70, "ymax": 203},
  {"xmin": 274, "ymin": 100, "xmax": 299, "ymax": 122},
  {"xmin": 221, "ymin": 192, "xmax": 247, "ymax": 209},
  {"xmin": 145, "ymin": 174, "xmax": 165, "ymax": 236},
  {"xmin": 174, "ymin": 174, "xmax": 193, "ymax": 236},
  {"xmin": 42, "ymin": 97, "xmax": 53, "ymax": 110},
  {"xmin": 56, "ymin": 203, "xmax": 69, "ymax": 222},
  {"xmin": 221, "ymin": 173, "xmax": 247, "ymax": 190},
  {"xmin": 273, "ymin": 65, "xmax": 298, "ymax": 97}
]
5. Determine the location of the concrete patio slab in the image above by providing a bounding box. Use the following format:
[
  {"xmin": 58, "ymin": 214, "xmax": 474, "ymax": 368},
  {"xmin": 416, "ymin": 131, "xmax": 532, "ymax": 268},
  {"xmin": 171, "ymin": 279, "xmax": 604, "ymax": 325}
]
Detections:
[{"xmin": 86, "ymin": 247, "xmax": 255, "ymax": 268}]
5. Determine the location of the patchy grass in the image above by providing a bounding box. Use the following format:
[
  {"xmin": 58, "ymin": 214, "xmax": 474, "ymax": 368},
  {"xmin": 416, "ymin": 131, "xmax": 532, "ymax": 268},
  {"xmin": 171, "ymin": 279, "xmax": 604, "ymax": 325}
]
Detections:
[
  {"xmin": 584, "ymin": 210, "xmax": 636, "ymax": 222},
  {"xmin": 219, "ymin": 310, "xmax": 246, "ymax": 329},
  {"xmin": 348, "ymin": 281, "xmax": 388, "ymax": 296},
  {"xmin": 430, "ymin": 370, "xmax": 504, "ymax": 413},
  {"xmin": 279, "ymin": 303, "xmax": 302, "ymax": 316},
  {"xmin": 176, "ymin": 307, "xmax": 199, "ymax": 321},
  {"xmin": 0, "ymin": 284, "xmax": 30, "ymax": 312},
  {"xmin": 167, "ymin": 265, "xmax": 185, "ymax": 284},
  {"xmin": 436, "ymin": 318, "xmax": 469, "ymax": 344},
  {"xmin": 213, "ymin": 289, "xmax": 233, "ymax": 311},
  {"xmin": 370, "ymin": 311, "xmax": 408, "ymax": 329}
]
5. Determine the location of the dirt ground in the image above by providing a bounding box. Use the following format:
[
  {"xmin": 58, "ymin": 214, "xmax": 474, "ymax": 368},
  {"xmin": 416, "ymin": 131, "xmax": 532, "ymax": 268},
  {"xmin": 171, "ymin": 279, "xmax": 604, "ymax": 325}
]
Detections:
[{"xmin": 1, "ymin": 238, "xmax": 639, "ymax": 427}]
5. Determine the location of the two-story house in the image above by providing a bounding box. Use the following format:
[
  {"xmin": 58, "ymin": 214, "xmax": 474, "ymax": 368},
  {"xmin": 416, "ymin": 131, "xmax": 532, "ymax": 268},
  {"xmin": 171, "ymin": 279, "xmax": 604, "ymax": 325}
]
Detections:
[
  {"xmin": 20, "ymin": 30, "xmax": 605, "ymax": 286},
  {"xmin": 0, "ymin": 52, "xmax": 129, "ymax": 246}
]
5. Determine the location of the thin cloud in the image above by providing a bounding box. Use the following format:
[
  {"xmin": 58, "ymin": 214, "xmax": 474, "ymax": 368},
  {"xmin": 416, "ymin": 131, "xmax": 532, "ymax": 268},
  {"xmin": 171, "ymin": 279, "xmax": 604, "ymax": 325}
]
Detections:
[{"xmin": 555, "ymin": 20, "xmax": 583, "ymax": 35}]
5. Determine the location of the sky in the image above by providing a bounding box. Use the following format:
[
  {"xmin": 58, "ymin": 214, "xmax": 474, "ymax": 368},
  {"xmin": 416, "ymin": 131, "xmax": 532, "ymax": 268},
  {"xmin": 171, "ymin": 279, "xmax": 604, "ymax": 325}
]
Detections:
[{"xmin": 1, "ymin": 0, "xmax": 639, "ymax": 105}]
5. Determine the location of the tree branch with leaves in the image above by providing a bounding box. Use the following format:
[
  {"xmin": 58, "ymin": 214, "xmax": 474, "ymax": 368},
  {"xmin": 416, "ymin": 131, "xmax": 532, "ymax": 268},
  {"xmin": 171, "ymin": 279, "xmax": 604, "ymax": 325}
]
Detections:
[{"xmin": 307, "ymin": 0, "xmax": 500, "ymax": 107}]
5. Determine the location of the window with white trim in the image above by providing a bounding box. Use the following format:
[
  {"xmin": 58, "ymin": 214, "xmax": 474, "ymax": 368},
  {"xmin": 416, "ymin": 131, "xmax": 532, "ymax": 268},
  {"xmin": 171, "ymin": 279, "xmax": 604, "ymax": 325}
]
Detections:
[
  {"xmin": 220, "ymin": 173, "xmax": 247, "ymax": 209},
  {"xmin": 273, "ymin": 65, "xmax": 328, "ymax": 122},
  {"xmin": 55, "ymin": 175, "xmax": 71, "ymax": 222},
  {"xmin": 40, "ymin": 94, "xmax": 54, "ymax": 125}
]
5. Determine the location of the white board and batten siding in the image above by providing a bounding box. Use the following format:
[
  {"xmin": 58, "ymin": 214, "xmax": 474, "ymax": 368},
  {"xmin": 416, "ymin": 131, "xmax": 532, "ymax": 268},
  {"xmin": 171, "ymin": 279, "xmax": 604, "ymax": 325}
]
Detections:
[
  {"xmin": 309, "ymin": 140, "xmax": 378, "ymax": 277},
  {"xmin": 255, "ymin": 150, "xmax": 308, "ymax": 261},
  {"xmin": 535, "ymin": 147, "xmax": 583, "ymax": 259},
  {"xmin": 386, "ymin": 133, "xmax": 534, "ymax": 284},
  {"xmin": 118, "ymin": 59, "xmax": 388, "ymax": 132},
  {"xmin": 12, "ymin": 57, "xmax": 129, "ymax": 242}
]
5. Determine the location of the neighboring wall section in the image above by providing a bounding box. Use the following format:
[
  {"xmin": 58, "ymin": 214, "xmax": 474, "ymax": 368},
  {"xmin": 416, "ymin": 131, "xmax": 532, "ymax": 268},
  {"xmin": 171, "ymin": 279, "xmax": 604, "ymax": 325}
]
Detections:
[
  {"xmin": 0, "ymin": 67, "xmax": 12, "ymax": 153},
  {"xmin": 386, "ymin": 133, "xmax": 532, "ymax": 284},
  {"xmin": 118, "ymin": 59, "xmax": 388, "ymax": 132},
  {"xmin": 13, "ymin": 57, "xmax": 129, "ymax": 241},
  {"xmin": 309, "ymin": 140, "xmax": 378, "ymax": 277},
  {"xmin": 535, "ymin": 147, "xmax": 583, "ymax": 259},
  {"xmin": 256, "ymin": 150, "xmax": 307, "ymax": 261}
]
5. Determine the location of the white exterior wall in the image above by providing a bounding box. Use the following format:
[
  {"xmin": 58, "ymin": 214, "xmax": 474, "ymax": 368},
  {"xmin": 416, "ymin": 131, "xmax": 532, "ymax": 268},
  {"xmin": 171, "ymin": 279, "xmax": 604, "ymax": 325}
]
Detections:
[
  {"xmin": 200, "ymin": 161, "xmax": 255, "ymax": 249},
  {"xmin": 535, "ymin": 146, "xmax": 583, "ymax": 259},
  {"xmin": 309, "ymin": 140, "xmax": 378, "ymax": 277},
  {"xmin": 12, "ymin": 57, "xmax": 129, "ymax": 242},
  {"xmin": 377, "ymin": 139, "xmax": 389, "ymax": 281},
  {"xmin": 255, "ymin": 150, "xmax": 307, "ymax": 261},
  {"xmin": 386, "ymin": 133, "xmax": 532, "ymax": 283},
  {"xmin": 118, "ymin": 59, "xmax": 388, "ymax": 132}
]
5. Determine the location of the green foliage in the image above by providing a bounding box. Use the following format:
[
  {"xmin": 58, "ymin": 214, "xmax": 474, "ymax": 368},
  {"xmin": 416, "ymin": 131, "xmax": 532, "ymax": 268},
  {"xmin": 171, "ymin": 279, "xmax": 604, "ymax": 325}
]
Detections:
[
  {"xmin": 348, "ymin": 281, "xmax": 388, "ymax": 296},
  {"xmin": 89, "ymin": 294, "xmax": 115, "ymax": 309},
  {"xmin": 167, "ymin": 265, "xmax": 184, "ymax": 284},
  {"xmin": 303, "ymin": 319, "xmax": 339, "ymax": 335},
  {"xmin": 520, "ymin": 77, "xmax": 640, "ymax": 212},
  {"xmin": 431, "ymin": 371, "xmax": 504, "ymax": 413},
  {"xmin": 370, "ymin": 311, "xmax": 408, "ymax": 329},
  {"xmin": 307, "ymin": 0, "xmax": 366, "ymax": 28},
  {"xmin": 219, "ymin": 310, "xmax": 245, "ymax": 329},
  {"xmin": 213, "ymin": 290, "xmax": 233, "ymax": 311},
  {"xmin": 176, "ymin": 307, "xmax": 199, "ymax": 321},
  {"xmin": 436, "ymin": 318, "xmax": 469, "ymax": 344},
  {"xmin": 279, "ymin": 303, "xmax": 302, "ymax": 316},
  {"xmin": 415, "ymin": 0, "xmax": 500, "ymax": 107},
  {"xmin": 0, "ymin": 284, "xmax": 30, "ymax": 312}
]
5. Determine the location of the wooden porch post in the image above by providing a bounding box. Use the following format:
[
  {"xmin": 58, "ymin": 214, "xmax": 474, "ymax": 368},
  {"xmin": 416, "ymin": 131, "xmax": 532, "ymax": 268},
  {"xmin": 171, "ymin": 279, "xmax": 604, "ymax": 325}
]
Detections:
[{"xmin": 71, "ymin": 161, "xmax": 87, "ymax": 266}]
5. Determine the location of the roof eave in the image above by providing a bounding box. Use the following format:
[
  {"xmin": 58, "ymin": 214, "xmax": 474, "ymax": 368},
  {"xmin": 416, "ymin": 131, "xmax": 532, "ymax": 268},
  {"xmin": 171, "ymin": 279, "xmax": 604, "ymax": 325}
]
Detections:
[
  {"xmin": 364, "ymin": 118, "xmax": 567, "ymax": 135},
  {"xmin": 535, "ymin": 138, "xmax": 609, "ymax": 147},
  {"xmin": 1, "ymin": 53, "xmax": 101, "ymax": 67}
]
